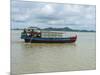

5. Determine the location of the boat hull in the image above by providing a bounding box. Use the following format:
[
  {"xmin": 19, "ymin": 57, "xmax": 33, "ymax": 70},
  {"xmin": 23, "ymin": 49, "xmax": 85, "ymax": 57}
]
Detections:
[{"xmin": 24, "ymin": 36, "xmax": 77, "ymax": 43}]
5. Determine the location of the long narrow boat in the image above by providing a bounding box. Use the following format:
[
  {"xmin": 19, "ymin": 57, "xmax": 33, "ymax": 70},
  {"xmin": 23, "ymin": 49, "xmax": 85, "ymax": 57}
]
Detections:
[{"xmin": 21, "ymin": 27, "xmax": 77, "ymax": 43}]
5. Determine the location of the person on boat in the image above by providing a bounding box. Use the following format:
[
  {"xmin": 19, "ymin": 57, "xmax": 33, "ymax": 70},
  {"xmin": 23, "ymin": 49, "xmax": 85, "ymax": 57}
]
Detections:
[
  {"xmin": 23, "ymin": 29, "xmax": 26, "ymax": 33},
  {"xmin": 22, "ymin": 28, "xmax": 27, "ymax": 35},
  {"xmin": 28, "ymin": 29, "xmax": 33, "ymax": 37},
  {"xmin": 21, "ymin": 28, "xmax": 27, "ymax": 39}
]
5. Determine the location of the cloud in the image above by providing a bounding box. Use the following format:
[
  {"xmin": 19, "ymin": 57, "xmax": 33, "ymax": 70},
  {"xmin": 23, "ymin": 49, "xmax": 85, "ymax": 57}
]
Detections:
[
  {"xmin": 40, "ymin": 4, "xmax": 54, "ymax": 15},
  {"xmin": 11, "ymin": 0, "xmax": 96, "ymax": 30}
]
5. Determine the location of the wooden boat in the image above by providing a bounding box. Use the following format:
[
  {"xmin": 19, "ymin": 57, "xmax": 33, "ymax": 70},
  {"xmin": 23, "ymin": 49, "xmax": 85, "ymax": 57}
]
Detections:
[{"xmin": 21, "ymin": 27, "xmax": 77, "ymax": 43}]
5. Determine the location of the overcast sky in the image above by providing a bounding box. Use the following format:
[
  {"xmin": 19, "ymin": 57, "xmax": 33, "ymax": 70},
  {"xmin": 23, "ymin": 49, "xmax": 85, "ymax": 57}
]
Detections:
[{"xmin": 11, "ymin": 0, "xmax": 96, "ymax": 30}]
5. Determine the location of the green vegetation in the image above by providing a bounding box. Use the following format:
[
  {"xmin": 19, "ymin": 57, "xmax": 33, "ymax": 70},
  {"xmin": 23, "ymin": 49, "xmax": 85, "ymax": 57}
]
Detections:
[{"xmin": 11, "ymin": 27, "xmax": 96, "ymax": 32}]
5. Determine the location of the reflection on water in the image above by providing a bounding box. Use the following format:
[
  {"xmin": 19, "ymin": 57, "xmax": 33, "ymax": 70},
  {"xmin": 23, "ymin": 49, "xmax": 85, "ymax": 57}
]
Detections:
[
  {"xmin": 11, "ymin": 30, "xmax": 96, "ymax": 74},
  {"xmin": 23, "ymin": 43, "xmax": 76, "ymax": 48}
]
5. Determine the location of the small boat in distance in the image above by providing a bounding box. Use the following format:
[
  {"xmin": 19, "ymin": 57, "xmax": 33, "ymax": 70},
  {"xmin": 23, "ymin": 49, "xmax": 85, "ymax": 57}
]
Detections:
[{"xmin": 21, "ymin": 27, "xmax": 77, "ymax": 43}]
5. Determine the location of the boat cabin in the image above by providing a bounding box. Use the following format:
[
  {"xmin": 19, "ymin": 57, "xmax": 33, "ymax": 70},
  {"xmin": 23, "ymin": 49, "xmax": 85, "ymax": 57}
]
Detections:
[{"xmin": 22, "ymin": 27, "xmax": 41, "ymax": 38}]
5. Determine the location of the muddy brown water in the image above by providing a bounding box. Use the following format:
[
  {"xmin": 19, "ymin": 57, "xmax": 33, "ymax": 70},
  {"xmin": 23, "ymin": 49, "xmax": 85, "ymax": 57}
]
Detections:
[{"xmin": 11, "ymin": 30, "xmax": 96, "ymax": 74}]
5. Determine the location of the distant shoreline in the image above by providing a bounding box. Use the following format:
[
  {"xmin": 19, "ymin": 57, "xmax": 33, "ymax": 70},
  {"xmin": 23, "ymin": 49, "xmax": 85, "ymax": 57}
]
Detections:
[
  {"xmin": 11, "ymin": 27, "xmax": 96, "ymax": 32},
  {"xmin": 43, "ymin": 27, "xmax": 96, "ymax": 32},
  {"xmin": 11, "ymin": 29, "xmax": 96, "ymax": 32}
]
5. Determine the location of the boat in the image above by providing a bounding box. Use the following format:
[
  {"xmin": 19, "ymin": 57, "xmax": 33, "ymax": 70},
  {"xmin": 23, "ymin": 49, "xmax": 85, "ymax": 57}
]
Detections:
[{"xmin": 21, "ymin": 27, "xmax": 77, "ymax": 43}]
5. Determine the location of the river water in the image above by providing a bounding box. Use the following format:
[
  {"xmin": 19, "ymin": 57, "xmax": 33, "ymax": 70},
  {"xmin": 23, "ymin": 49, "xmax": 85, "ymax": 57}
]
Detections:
[{"xmin": 11, "ymin": 30, "xmax": 96, "ymax": 74}]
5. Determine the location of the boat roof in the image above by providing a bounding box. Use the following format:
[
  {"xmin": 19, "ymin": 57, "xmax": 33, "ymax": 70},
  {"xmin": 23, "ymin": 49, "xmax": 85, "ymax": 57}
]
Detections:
[{"xmin": 26, "ymin": 27, "xmax": 40, "ymax": 30}]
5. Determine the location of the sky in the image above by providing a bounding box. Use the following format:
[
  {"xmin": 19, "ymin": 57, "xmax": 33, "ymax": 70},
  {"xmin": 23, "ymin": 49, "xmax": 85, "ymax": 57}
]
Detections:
[{"xmin": 11, "ymin": 0, "xmax": 96, "ymax": 30}]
